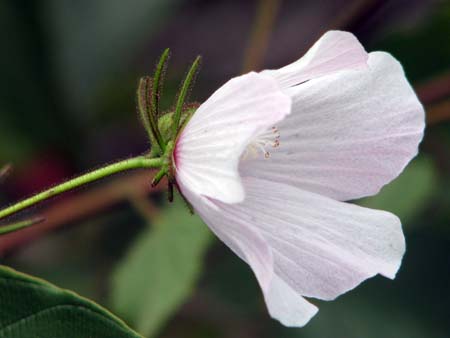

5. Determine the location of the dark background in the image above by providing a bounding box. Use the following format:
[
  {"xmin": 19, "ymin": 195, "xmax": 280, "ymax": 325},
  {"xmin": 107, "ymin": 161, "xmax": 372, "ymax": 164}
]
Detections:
[{"xmin": 1, "ymin": 0, "xmax": 449, "ymax": 337}]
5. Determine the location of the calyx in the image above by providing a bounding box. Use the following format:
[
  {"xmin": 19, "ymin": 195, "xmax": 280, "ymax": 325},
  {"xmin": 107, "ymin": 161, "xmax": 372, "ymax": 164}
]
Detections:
[{"xmin": 136, "ymin": 49, "xmax": 200, "ymax": 208}]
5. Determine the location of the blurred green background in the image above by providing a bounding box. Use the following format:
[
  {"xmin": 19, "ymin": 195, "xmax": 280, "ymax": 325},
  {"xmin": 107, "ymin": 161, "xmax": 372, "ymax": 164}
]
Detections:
[{"xmin": 1, "ymin": 0, "xmax": 449, "ymax": 337}]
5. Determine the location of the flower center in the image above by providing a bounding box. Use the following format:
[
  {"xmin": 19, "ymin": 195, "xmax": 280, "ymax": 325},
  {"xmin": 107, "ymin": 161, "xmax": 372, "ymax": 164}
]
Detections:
[{"xmin": 242, "ymin": 126, "xmax": 280, "ymax": 160}]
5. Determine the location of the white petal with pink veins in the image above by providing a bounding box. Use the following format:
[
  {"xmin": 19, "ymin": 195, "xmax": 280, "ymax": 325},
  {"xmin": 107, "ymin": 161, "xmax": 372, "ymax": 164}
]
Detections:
[
  {"xmin": 261, "ymin": 30, "xmax": 369, "ymax": 88},
  {"xmin": 179, "ymin": 182, "xmax": 274, "ymax": 293},
  {"xmin": 180, "ymin": 176, "xmax": 404, "ymax": 325},
  {"xmin": 264, "ymin": 275, "xmax": 318, "ymax": 327},
  {"xmin": 175, "ymin": 72, "xmax": 291, "ymax": 204},
  {"xmin": 235, "ymin": 177, "xmax": 405, "ymax": 301},
  {"xmin": 179, "ymin": 181, "xmax": 317, "ymax": 326},
  {"xmin": 242, "ymin": 52, "xmax": 425, "ymax": 201}
]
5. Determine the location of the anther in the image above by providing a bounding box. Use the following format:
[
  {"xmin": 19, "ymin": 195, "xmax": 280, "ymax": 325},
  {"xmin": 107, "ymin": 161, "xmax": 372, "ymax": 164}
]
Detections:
[{"xmin": 243, "ymin": 126, "xmax": 281, "ymax": 160}]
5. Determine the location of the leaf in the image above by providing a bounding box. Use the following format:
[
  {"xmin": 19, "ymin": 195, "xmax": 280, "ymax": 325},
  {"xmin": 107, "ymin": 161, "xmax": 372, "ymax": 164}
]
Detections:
[
  {"xmin": 358, "ymin": 156, "xmax": 437, "ymax": 225},
  {"xmin": 0, "ymin": 265, "xmax": 142, "ymax": 338},
  {"xmin": 111, "ymin": 199, "xmax": 213, "ymax": 337}
]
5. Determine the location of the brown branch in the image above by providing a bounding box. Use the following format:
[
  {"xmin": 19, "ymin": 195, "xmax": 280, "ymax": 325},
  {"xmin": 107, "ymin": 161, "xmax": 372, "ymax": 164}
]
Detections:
[
  {"xmin": 324, "ymin": 0, "xmax": 382, "ymax": 31},
  {"xmin": 415, "ymin": 71, "xmax": 450, "ymax": 105},
  {"xmin": 426, "ymin": 99, "xmax": 450, "ymax": 125},
  {"xmin": 306, "ymin": 0, "xmax": 383, "ymax": 49},
  {"xmin": 0, "ymin": 170, "xmax": 165, "ymax": 255},
  {"xmin": 242, "ymin": 0, "xmax": 282, "ymax": 73},
  {"xmin": 414, "ymin": 71, "xmax": 450, "ymax": 125},
  {"xmin": 127, "ymin": 189, "xmax": 160, "ymax": 222}
]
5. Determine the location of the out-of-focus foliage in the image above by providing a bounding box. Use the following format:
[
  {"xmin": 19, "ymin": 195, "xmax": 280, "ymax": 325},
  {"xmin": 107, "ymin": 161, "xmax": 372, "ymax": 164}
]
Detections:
[
  {"xmin": 376, "ymin": 2, "xmax": 450, "ymax": 82},
  {"xmin": 0, "ymin": 265, "xmax": 142, "ymax": 338},
  {"xmin": 46, "ymin": 0, "xmax": 181, "ymax": 115},
  {"xmin": 292, "ymin": 295, "xmax": 448, "ymax": 338},
  {"xmin": 0, "ymin": 1, "xmax": 66, "ymax": 162},
  {"xmin": 0, "ymin": 0, "xmax": 181, "ymax": 163},
  {"xmin": 358, "ymin": 156, "xmax": 437, "ymax": 225},
  {"xmin": 111, "ymin": 199, "xmax": 213, "ymax": 337}
]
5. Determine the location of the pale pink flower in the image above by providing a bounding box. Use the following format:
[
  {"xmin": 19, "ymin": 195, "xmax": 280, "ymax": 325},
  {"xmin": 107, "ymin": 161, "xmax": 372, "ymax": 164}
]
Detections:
[{"xmin": 174, "ymin": 31, "xmax": 425, "ymax": 326}]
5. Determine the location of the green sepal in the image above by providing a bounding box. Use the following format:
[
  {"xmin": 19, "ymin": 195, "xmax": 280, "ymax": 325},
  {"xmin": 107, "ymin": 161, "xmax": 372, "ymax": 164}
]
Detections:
[
  {"xmin": 152, "ymin": 48, "xmax": 170, "ymax": 119},
  {"xmin": 151, "ymin": 110, "xmax": 195, "ymax": 157},
  {"xmin": 172, "ymin": 57, "xmax": 201, "ymax": 135},
  {"xmin": 137, "ymin": 76, "xmax": 165, "ymax": 154}
]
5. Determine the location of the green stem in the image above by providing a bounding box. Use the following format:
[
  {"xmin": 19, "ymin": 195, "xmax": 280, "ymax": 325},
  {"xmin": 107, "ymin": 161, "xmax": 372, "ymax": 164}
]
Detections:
[
  {"xmin": 0, "ymin": 156, "xmax": 163, "ymax": 220},
  {"xmin": 0, "ymin": 217, "xmax": 44, "ymax": 235}
]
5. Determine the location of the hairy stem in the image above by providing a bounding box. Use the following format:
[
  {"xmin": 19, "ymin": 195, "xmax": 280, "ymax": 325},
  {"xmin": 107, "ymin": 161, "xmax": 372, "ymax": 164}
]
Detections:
[{"xmin": 0, "ymin": 156, "xmax": 162, "ymax": 220}]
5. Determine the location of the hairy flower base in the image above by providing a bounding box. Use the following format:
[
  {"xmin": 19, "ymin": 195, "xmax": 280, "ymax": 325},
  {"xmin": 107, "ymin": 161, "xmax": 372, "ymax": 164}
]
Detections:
[{"xmin": 174, "ymin": 30, "xmax": 424, "ymax": 326}]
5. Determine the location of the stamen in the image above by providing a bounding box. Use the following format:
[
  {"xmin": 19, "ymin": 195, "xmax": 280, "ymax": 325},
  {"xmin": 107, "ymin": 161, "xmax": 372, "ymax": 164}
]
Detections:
[{"xmin": 242, "ymin": 126, "xmax": 280, "ymax": 160}]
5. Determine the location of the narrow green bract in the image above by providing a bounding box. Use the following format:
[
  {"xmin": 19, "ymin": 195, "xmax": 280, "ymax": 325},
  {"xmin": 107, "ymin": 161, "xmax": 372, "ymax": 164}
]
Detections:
[
  {"xmin": 172, "ymin": 56, "xmax": 201, "ymax": 135},
  {"xmin": 152, "ymin": 48, "xmax": 170, "ymax": 119}
]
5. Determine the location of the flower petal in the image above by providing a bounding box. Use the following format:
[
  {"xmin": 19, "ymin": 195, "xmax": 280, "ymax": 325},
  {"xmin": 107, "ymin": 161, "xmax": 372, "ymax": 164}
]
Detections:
[
  {"xmin": 264, "ymin": 274, "xmax": 318, "ymax": 327},
  {"xmin": 242, "ymin": 52, "xmax": 425, "ymax": 201},
  {"xmin": 232, "ymin": 177, "xmax": 405, "ymax": 301},
  {"xmin": 181, "ymin": 176, "xmax": 404, "ymax": 326},
  {"xmin": 179, "ymin": 181, "xmax": 317, "ymax": 326},
  {"xmin": 175, "ymin": 72, "xmax": 291, "ymax": 204},
  {"xmin": 179, "ymin": 182, "xmax": 274, "ymax": 292},
  {"xmin": 261, "ymin": 30, "xmax": 369, "ymax": 88}
]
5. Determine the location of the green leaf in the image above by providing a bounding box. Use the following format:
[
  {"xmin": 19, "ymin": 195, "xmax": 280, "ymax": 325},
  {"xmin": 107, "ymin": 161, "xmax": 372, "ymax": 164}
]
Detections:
[
  {"xmin": 0, "ymin": 265, "xmax": 142, "ymax": 338},
  {"xmin": 358, "ymin": 156, "xmax": 437, "ymax": 225},
  {"xmin": 111, "ymin": 199, "xmax": 213, "ymax": 337}
]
